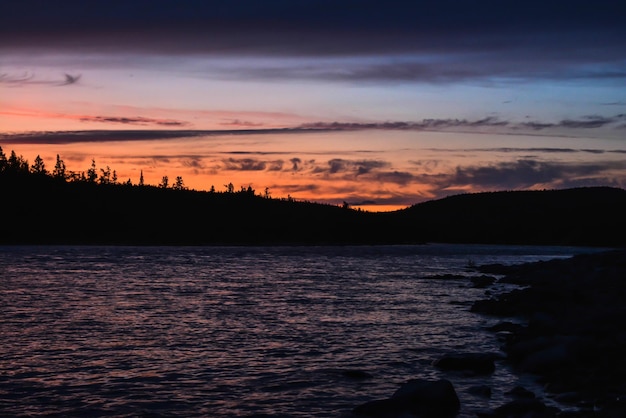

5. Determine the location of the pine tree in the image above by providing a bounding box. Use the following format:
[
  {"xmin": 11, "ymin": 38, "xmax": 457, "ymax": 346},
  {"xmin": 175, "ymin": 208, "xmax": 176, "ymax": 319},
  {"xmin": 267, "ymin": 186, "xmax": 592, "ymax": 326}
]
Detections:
[
  {"xmin": 0, "ymin": 146, "xmax": 7, "ymax": 173},
  {"xmin": 31, "ymin": 155, "xmax": 47, "ymax": 175},
  {"xmin": 99, "ymin": 166, "xmax": 111, "ymax": 184},
  {"xmin": 87, "ymin": 159, "xmax": 97, "ymax": 182},
  {"xmin": 173, "ymin": 176, "xmax": 186, "ymax": 190},
  {"xmin": 52, "ymin": 155, "xmax": 67, "ymax": 180},
  {"xmin": 7, "ymin": 151, "xmax": 29, "ymax": 174}
]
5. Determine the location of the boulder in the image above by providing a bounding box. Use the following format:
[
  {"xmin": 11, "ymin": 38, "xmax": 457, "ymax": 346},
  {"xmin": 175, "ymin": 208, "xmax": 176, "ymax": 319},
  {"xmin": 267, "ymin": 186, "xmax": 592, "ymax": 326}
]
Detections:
[
  {"xmin": 342, "ymin": 369, "xmax": 374, "ymax": 380},
  {"xmin": 433, "ymin": 353, "xmax": 496, "ymax": 375},
  {"xmin": 353, "ymin": 378, "xmax": 460, "ymax": 417},
  {"xmin": 493, "ymin": 398, "xmax": 559, "ymax": 417},
  {"xmin": 470, "ymin": 275, "xmax": 497, "ymax": 288},
  {"xmin": 505, "ymin": 386, "xmax": 535, "ymax": 399}
]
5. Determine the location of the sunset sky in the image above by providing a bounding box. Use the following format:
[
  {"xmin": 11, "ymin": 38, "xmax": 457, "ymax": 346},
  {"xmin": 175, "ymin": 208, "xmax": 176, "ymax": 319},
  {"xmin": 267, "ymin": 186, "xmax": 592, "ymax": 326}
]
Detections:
[{"xmin": 1, "ymin": 1, "xmax": 625, "ymax": 211}]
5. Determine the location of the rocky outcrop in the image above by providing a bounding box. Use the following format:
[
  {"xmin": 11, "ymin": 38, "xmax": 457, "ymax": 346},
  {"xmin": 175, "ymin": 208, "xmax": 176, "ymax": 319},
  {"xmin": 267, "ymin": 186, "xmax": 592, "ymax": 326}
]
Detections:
[
  {"xmin": 471, "ymin": 250, "xmax": 626, "ymax": 416},
  {"xmin": 432, "ymin": 353, "xmax": 497, "ymax": 375},
  {"xmin": 353, "ymin": 378, "xmax": 460, "ymax": 417}
]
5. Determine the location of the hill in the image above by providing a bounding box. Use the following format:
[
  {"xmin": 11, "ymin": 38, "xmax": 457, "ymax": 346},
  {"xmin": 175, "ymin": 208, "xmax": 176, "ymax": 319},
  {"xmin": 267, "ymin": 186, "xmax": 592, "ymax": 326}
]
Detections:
[
  {"xmin": 395, "ymin": 187, "xmax": 626, "ymax": 246},
  {"xmin": 1, "ymin": 171, "xmax": 624, "ymax": 246}
]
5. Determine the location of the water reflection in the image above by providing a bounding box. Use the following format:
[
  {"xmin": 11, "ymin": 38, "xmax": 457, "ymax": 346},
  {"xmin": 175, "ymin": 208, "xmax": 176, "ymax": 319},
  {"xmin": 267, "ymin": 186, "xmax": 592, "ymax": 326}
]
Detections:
[{"xmin": 0, "ymin": 244, "xmax": 602, "ymax": 417}]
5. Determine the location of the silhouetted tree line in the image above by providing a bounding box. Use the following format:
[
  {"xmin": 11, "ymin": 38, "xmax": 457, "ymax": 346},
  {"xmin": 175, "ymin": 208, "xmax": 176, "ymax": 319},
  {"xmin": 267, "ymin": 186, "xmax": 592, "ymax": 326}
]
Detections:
[
  {"xmin": 0, "ymin": 147, "xmax": 163, "ymax": 188},
  {"xmin": 1, "ymin": 146, "xmax": 625, "ymax": 246},
  {"xmin": 0, "ymin": 147, "xmax": 256, "ymax": 195}
]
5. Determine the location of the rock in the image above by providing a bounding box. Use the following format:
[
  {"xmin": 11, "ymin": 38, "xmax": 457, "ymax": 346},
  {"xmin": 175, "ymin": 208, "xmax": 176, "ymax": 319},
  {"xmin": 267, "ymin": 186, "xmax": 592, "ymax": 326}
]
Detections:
[
  {"xmin": 488, "ymin": 321, "xmax": 524, "ymax": 334},
  {"xmin": 433, "ymin": 353, "xmax": 496, "ymax": 375},
  {"xmin": 353, "ymin": 378, "xmax": 460, "ymax": 417},
  {"xmin": 552, "ymin": 392, "xmax": 581, "ymax": 404},
  {"xmin": 505, "ymin": 386, "xmax": 535, "ymax": 399},
  {"xmin": 471, "ymin": 275, "xmax": 497, "ymax": 288},
  {"xmin": 493, "ymin": 398, "xmax": 559, "ymax": 417},
  {"xmin": 342, "ymin": 369, "xmax": 374, "ymax": 380},
  {"xmin": 474, "ymin": 250, "xmax": 626, "ymax": 417}
]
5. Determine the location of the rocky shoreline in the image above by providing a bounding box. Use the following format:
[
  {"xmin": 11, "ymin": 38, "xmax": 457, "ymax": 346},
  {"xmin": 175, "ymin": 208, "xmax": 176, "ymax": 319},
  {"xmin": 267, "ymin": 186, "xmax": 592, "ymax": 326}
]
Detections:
[
  {"xmin": 352, "ymin": 249, "xmax": 626, "ymax": 417},
  {"xmin": 471, "ymin": 249, "xmax": 626, "ymax": 417}
]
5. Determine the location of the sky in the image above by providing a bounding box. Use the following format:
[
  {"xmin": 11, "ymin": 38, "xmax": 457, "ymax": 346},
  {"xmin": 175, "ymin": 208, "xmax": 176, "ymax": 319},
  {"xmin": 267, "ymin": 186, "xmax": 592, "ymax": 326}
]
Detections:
[{"xmin": 1, "ymin": 0, "xmax": 625, "ymax": 211}]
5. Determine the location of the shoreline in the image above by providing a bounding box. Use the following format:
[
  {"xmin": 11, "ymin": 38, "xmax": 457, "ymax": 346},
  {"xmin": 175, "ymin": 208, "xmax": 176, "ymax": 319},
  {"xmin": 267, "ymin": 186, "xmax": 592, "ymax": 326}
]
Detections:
[{"xmin": 471, "ymin": 249, "xmax": 626, "ymax": 417}]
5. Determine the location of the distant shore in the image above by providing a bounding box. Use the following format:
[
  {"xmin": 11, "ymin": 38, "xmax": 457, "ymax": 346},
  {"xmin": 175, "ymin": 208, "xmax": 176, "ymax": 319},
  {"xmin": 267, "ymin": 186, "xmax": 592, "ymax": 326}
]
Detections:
[
  {"xmin": 1, "ymin": 170, "xmax": 625, "ymax": 247},
  {"xmin": 472, "ymin": 249, "xmax": 626, "ymax": 417}
]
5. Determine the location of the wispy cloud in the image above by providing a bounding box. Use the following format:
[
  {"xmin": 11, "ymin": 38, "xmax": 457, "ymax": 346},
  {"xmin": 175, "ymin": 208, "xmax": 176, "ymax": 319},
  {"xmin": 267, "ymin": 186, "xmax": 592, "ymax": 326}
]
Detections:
[
  {"xmin": 0, "ymin": 72, "xmax": 81, "ymax": 86},
  {"xmin": 79, "ymin": 115, "xmax": 189, "ymax": 127},
  {"xmin": 219, "ymin": 119, "xmax": 265, "ymax": 127},
  {"xmin": 300, "ymin": 117, "xmax": 509, "ymax": 131},
  {"xmin": 216, "ymin": 58, "xmax": 626, "ymax": 84},
  {"xmin": 222, "ymin": 158, "xmax": 281, "ymax": 171},
  {"xmin": 3, "ymin": 113, "xmax": 625, "ymax": 145},
  {"xmin": 520, "ymin": 115, "xmax": 626, "ymax": 130}
]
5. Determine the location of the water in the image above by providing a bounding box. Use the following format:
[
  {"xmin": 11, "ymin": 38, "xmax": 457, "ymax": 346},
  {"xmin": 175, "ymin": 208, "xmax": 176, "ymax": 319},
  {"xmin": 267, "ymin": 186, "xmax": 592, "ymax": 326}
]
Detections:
[{"xmin": 0, "ymin": 244, "xmax": 603, "ymax": 417}]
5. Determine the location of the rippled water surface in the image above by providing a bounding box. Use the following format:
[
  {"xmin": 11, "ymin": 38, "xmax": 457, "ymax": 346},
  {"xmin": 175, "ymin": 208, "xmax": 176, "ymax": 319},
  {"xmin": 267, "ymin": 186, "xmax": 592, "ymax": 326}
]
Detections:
[{"xmin": 0, "ymin": 244, "xmax": 600, "ymax": 417}]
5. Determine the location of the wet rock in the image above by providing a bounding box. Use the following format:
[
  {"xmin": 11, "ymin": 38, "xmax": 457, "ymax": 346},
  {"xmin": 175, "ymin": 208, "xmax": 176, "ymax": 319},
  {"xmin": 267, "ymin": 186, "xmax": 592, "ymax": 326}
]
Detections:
[
  {"xmin": 488, "ymin": 321, "xmax": 525, "ymax": 334},
  {"xmin": 470, "ymin": 275, "xmax": 497, "ymax": 288},
  {"xmin": 433, "ymin": 353, "xmax": 496, "ymax": 375},
  {"xmin": 353, "ymin": 378, "xmax": 460, "ymax": 417},
  {"xmin": 505, "ymin": 386, "xmax": 535, "ymax": 399},
  {"xmin": 493, "ymin": 398, "xmax": 559, "ymax": 417},
  {"xmin": 474, "ymin": 250, "xmax": 626, "ymax": 417},
  {"xmin": 552, "ymin": 391, "xmax": 581, "ymax": 404},
  {"xmin": 342, "ymin": 369, "xmax": 374, "ymax": 380}
]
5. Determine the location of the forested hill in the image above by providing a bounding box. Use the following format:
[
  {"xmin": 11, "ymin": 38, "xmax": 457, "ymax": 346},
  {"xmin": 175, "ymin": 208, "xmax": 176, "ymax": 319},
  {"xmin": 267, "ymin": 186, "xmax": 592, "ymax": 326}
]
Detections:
[
  {"xmin": 393, "ymin": 187, "xmax": 626, "ymax": 247},
  {"xmin": 1, "ymin": 171, "xmax": 625, "ymax": 246}
]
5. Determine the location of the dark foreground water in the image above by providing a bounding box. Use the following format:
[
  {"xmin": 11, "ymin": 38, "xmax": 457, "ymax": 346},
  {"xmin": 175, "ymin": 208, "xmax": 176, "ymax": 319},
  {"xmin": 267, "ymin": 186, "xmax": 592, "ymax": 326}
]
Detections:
[{"xmin": 0, "ymin": 244, "xmax": 604, "ymax": 417}]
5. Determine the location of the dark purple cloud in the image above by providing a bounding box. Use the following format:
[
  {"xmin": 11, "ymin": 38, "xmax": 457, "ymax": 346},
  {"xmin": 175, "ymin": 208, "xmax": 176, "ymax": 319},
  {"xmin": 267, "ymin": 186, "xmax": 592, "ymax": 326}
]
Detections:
[
  {"xmin": 312, "ymin": 159, "xmax": 390, "ymax": 176},
  {"xmin": 2, "ymin": 1, "xmax": 624, "ymax": 57},
  {"xmin": 222, "ymin": 158, "xmax": 268, "ymax": 171},
  {"xmin": 2, "ymin": 114, "xmax": 624, "ymax": 145},
  {"xmin": 1, "ymin": 0, "xmax": 624, "ymax": 88},
  {"xmin": 0, "ymin": 128, "xmax": 305, "ymax": 144},
  {"xmin": 427, "ymin": 159, "xmax": 626, "ymax": 192},
  {"xmin": 80, "ymin": 116, "xmax": 189, "ymax": 127},
  {"xmin": 0, "ymin": 72, "xmax": 81, "ymax": 86},
  {"xmin": 300, "ymin": 118, "xmax": 508, "ymax": 131}
]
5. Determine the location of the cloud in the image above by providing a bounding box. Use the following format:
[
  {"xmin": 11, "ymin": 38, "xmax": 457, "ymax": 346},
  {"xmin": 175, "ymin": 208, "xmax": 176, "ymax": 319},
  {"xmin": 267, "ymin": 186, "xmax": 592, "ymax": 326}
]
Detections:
[
  {"xmin": 374, "ymin": 171, "xmax": 416, "ymax": 185},
  {"xmin": 0, "ymin": 72, "xmax": 81, "ymax": 86},
  {"xmin": 312, "ymin": 159, "xmax": 391, "ymax": 176},
  {"xmin": 3, "ymin": 1, "xmax": 624, "ymax": 57},
  {"xmin": 79, "ymin": 115, "xmax": 189, "ymax": 127},
  {"xmin": 271, "ymin": 183, "xmax": 320, "ymax": 194},
  {"xmin": 428, "ymin": 159, "xmax": 626, "ymax": 192},
  {"xmin": 221, "ymin": 157, "xmax": 285, "ymax": 171},
  {"xmin": 219, "ymin": 119, "xmax": 264, "ymax": 127},
  {"xmin": 0, "ymin": 128, "xmax": 302, "ymax": 144},
  {"xmin": 521, "ymin": 115, "xmax": 626, "ymax": 130},
  {"xmin": 222, "ymin": 158, "xmax": 268, "ymax": 171},
  {"xmin": 181, "ymin": 156, "xmax": 205, "ymax": 169},
  {"xmin": 1, "ymin": 1, "xmax": 623, "ymax": 89},
  {"xmin": 424, "ymin": 147, "xmax": 608, "ymax": 154},
  {"xmin": 218, "ymin": 58, "xmax": 626, "ymax": 84},
  {"xmin": 2, "ymin": 114, "xmax": 624, "ymax": 146},
  {"xmin": 290, "ymin": 158, "xmax": 302, "ymax": 171},
  {"xmin": 60, "ymin": 73, "xmax": 81, "ymax": 85},
  {"xmin": 300, "ymin": 117, "xmax": 508, "ymax": 131}
]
